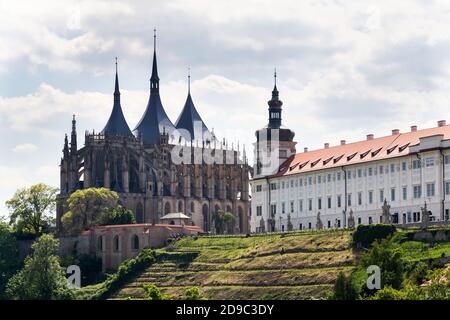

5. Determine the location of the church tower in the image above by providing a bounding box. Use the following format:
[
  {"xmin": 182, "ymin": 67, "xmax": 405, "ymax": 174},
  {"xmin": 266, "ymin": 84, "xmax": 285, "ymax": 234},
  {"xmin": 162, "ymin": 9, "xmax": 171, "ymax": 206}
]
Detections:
[{"xmin": 254, "ymin": 71, "xmax": 296, "ymax": 178}]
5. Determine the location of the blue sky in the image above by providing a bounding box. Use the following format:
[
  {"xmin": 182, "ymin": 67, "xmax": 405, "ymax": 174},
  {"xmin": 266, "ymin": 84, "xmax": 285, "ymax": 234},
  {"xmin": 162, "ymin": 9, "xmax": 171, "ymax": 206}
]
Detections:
[{"xmin": 2, "ymin": 0, "xmax": 450, "ymax": 216}]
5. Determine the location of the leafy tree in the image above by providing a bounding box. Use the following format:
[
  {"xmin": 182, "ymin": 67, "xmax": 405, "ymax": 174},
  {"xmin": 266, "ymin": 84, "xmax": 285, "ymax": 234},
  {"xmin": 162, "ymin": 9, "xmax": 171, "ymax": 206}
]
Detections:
[
  {"xmin": 6, "ymin": 184, "xmax": 58, "ymax": 235},
  {"xmin": 332, "ymin": 272, "xmax": 358, "ymax": 300},
  {"xmin": 98, "ymin": 205, "xmax": 136, "ymax": 226},
  {"xmin": 61, "ymin": 188, "xmax": 119, "ymax": 235},
  {"xmin": 6, "ymin": 234, "xmax": 74, "ymax": 300},
  {"xmin": 185, "ymin": 286, "xmax": 206, "ymax": 300},
  {"xmin": 0, "ymin": 222, "xmax": 20, "ymax": 298},
  {"xmin": 213, "ymin": 210, "xmax": 236, "ymax": 234},
  {"xmin": 361, "ymin": 238, "xmax": 404, "ymax": 290},
  {"xmin": 143, "ymin": 284, "xmax": 171, "ymax": 300}
]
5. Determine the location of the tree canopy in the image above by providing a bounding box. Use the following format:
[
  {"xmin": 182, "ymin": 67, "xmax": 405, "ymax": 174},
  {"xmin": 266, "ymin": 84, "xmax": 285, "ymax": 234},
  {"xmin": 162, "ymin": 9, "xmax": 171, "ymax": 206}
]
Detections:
[
  {"xmin": 61, "ymin": 188, "xmax": 119, "ymax": 235},
  {"xmin": 213, "ymin": 210, "xmax": 236, "ymax": 234},
  {"xmin": 6, "ymin": 234, "xmax": 73, "ymax": 300},
  {"xmin": 0, "ymin": 222, "xmax": 20, "ymax": 298},
  {"xmin": 6, "ymin": 183, "xmax": 58, "ymax": 235}
]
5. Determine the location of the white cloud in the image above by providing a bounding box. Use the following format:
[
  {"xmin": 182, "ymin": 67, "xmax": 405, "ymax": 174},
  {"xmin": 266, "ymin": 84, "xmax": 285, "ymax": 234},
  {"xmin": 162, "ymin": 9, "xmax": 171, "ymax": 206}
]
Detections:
[{"xmin": 13, "ymin": 143, "xmax": 38, "ymax": 154}]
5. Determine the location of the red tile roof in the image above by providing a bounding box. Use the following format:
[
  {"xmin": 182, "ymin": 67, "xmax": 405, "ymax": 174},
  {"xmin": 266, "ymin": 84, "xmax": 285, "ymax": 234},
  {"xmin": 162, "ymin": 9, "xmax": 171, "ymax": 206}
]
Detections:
[{"xmin": 268, "ymin": 124, "xmax": 450, "ymax": 179}]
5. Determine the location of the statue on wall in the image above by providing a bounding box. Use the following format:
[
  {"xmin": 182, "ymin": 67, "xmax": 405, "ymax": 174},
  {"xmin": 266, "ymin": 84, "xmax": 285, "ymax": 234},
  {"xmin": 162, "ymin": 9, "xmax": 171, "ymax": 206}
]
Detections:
[
  {"xmin": 420, "ymin": 202, "xmax": 430, "ymax": 230},
  {"xmin": 381, "ymin": 199, "xmax": 392, "ymax": 224},
  {"xmin": 347, "ymin": 209, "xmax": 355, "ymax": 229},
  {"xmin": 316, "ymin": 211, "xmax": 323, "ymax": 230}
]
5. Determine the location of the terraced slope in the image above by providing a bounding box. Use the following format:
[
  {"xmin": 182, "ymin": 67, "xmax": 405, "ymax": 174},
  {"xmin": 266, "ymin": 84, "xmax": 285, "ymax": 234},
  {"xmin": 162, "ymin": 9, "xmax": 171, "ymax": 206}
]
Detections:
[{"xmin": 114, "ymin": 230, "xmax": 355, "ymax": 300}]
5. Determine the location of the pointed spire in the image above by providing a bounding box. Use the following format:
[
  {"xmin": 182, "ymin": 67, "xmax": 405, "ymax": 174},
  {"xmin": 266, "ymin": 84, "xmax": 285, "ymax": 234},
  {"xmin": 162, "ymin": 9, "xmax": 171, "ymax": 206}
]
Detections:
[
  {"xmin": 63, "ymin": 134, "xmax": 69, "ymax": 157},
  {"xmin": 150, "ymin": 28, "xmax": 159, "ymax": 90},
  {"xmin": 188, "ymin": 67, "xmax": 191, "ymax": 94},
  {"xmin": 267, "ymin": 69, "xmax": 283, "ymax": 129},
  {"xmin": 114, "ymin": 57, "xmax": 120, "ymax": 102},
  {"xmin": 70, "ymin": 114, "xmax": 77, "ymax": 153},
  {"xmin": 272, "ymin": 67, "xmax": 279, "ymax": 98},
  {"xmin": 101, "ymin": 59, "xmax": 133, "ymax": 137}
]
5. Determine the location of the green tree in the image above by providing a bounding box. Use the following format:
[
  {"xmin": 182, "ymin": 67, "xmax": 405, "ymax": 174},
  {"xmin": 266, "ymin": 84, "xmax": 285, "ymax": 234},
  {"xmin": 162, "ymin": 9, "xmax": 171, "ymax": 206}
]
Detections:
[
  {"xmin": 143, "ymin": 284, "xmax": 171, "ymax": 300},
  {"xmin": 6, "ymin": 184, "xmax": 58, "ymax": 235},
  {"xmin": 361, "ymin": 238, "xmax": 404, "ymax": 290},
  {"xmin": 0, "ymin": 222, "xmax": 20, "ymax": 298},
  {"xmin": 213, "ymin": 210, "xmax": 236, "ymax": 234},
  {"xmin": 185, "ymin": 286, "xmax": 206, "ymax": 300},
  {"xmin": 98, "ymin": 205, "xmax": 136, "ymax": 226},
  {"xmin": 332, "ymin": 272, "xmax": 358, "ymax": 300},
  {"xmin": 61, "ymin": 188, "xmax": 119, "ymax": 235},
  {"xmin": 6, "ymin": 234, "xmax": 74, "ymax": 300}
]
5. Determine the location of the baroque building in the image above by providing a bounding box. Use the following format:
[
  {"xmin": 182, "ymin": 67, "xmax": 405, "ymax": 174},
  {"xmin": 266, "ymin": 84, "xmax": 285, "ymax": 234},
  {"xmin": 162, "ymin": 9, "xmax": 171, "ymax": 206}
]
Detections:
[
  {"xmin": 251, "ymin": 76, "xmax": 450, "ymax": 233},
  {"xmin": 57, "ymin": 36, "xmax": 251, "ymax": 234}
]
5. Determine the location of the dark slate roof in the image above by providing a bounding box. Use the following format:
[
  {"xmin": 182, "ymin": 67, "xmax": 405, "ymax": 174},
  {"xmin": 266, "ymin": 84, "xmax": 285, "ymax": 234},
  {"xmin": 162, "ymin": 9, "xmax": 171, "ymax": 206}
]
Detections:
[
  {"xmin": 101, "ymin": 66, "xmax": 133, "ymax": 136},
  {"xmin": 175, "ymin": 92, "xmax": 210, "ymax": 141},
  {"xmin": 133, "ymin": 49, "xmax": 175, "ymax": 145}
]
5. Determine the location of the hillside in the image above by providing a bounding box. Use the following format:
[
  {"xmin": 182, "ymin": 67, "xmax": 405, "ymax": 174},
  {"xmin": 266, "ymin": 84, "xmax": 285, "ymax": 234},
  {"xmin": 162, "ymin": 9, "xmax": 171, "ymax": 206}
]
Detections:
[{"xmin": 114, "ymin": 230, "xmax": 355, "ymax": 300}]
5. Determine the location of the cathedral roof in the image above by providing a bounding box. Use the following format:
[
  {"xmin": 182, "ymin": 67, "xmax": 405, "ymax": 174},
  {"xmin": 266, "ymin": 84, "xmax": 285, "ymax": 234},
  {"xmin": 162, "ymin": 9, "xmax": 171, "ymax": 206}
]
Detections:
[
  {"xmin": 261, "ymin": 122, "xmax": 450, "ymax": 180},
  {"xmin": 175, "ymin": 91, "xmax": 210, "ymax": 141},
  {"xmin": 101, "ymin": 59, "xmax": 133, "ymax": 137},
  {"xmin": 133, "ymin": 33, "xmax": 175, "ymax": 144}
]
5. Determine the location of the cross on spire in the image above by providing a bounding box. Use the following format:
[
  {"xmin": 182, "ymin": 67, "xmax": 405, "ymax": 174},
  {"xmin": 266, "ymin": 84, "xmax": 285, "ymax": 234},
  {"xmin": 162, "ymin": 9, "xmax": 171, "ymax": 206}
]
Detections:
[{"xmin": 188, "ymin": 67, "xmax": 191, "ymax": 93}]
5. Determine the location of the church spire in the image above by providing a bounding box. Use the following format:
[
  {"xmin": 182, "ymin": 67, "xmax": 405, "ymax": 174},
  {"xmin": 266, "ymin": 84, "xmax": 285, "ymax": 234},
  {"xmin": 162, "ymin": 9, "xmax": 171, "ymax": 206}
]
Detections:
[
  {"xmin": 267, "ymin": 69, "xmax": 283, "ymax": 129},
  {"xmin": 150, "ymin": 28, "xmax": 159, "ymax": 91},
  {"xmin": 114, "ymin": 57, "xmax": 120, "ymax": 102},
  {"xmin": 70, "ymin": 114, "xmax": 77, "ymax": 153}
]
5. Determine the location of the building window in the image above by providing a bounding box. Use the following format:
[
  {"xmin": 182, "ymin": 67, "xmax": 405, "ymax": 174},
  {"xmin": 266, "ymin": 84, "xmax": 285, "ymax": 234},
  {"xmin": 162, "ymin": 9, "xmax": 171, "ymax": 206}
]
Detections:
[
  {"xmin": 337, "ymin": 220, "xmax": 341, "ymax": 228},
  {"xmin": 282, "ymin": 181, "xmax": 285, "ymax": 189},
  {"xmin": 337, "ymin": 195, "xmax": 342, "ymax": 208},
  {"xmin": 270, "ymin": 183, "xmax": 277, "ymax": 190},
  {"xmin": 256, "ymin": 206, "xmax": 262, "ymax": 216},
  {"xmin": 113, "ymin": 235, "xmax": 120, "ymax": 252},
  {"xmin": 413, "ymin": 185, "xmax": 422, "ymax": 199},
  {"xmin": 427, "ymin": 183, "xmax": 435, "ymax": 197},
  {"xmin": 132, "ymin": 235, "xmax": 139, "ymax": 251},
  {"xmin": 402, "ymin": 162, "xmax": 407, "ymax": 171},
  {"xmin": 290, "ymin": 201, "xmax": 294, "ymax": 213},
  {"xmin": 380, "ymin": 189, "xmax": 384, "ymax": 203},
  {"xmin": 445, "ymin": 155, "xmax": 450, "ymax": 165},
  {"xmin": 402, "ymin": 187, "xmax": 407, "ymax": 200},
  {"xmin": 308, "ymin": 199, "xmax": 313, "ymax": 211},
  {"xmin": 368, "ymin": 167, "xmax": 373, "ymax": 176},
  {"xmin": 412, "ymin": 159, "xmax": 421, "ymax": 170},
  {"xmin": 97, "ymin": 236, "xmax": 103, "ymax": 252},
  {"xmin": 290, "ymin": 180, "xmax": 294, "ymax": 188},
  {"xmin": 327, "ymin": 196, "xmax": 332, "ymax": 209},
  {"xmin": 327, "ymin": 174, "xmax": 331, "ymax": 182},
  {"xmin": 358, "ymin": 192, "xmax": 362, "ymax": 206},
  {"xmin": 446, "ymin": 182, "xmax": 450, "ymax": 195},
  {"xmin": 391, "ymin": 188, "xmax": 396, "ymax": 201},
  {"xmin": 358, "ymin": 217, "xmax": 361, "ymax": 225},
  {"xmin": 282, "ymin": 202, "xmax": 286, "ymax": 214},
  {"xmin": 390, "ymin": 163, "xmax": 395, "ymax": 173},
  {"xmin": 318, "ymin": 198, "xmax": 322, "ymax": 210},
  {"xmin": 308, "ymin": 222, "xmax": 312, "ymax": 229},
  {"xmin": 256, "ymin": 185, "xmax": 262, "ymax": 192},
  {"xmin": 337, "ymin": 172, "xmax": 341, "ymax": 181},
  {"xmin": 368, "ymin": 191, "xmax": 373, "ymax": 204},
  {"xmin": 379, "ymin": 165, "xmax": 384, "ymax": 174},
  {"xmin": 270, "ymin": 204, "xmax": 277, "ymax": 216},
  {"xmin": 327, "ymin": 220, "xmax": 331, "ymax": 228},
  {"xmin": 358, "ymin": 169, "xmax": 362, "ymax": 178},
  {"xmin": 347, "ymin": 194, "xmax": 352, "ymax": 207},
  {"xmin": 347, "ymin": 171, "xmax": 352, "ymax": 180},
  {"xmin": 299, "ymin": 200, "xmax": 303, "ymax": 212},
  {"xmin": 318, "ymin": 176, "xmax": 322, "ymax": 184},
  {"xmin": 369, "ymin": 217, "xmax": 373, "ymax": 224},
  {"xmin": 425, "ymin": 157, "xmax": 435, "ymax": 167}
]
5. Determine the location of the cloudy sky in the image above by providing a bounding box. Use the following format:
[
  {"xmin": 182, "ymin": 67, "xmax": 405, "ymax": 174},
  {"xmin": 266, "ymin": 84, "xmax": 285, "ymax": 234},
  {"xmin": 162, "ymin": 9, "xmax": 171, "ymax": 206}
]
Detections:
[{"xmin": 2, "ymin": 0, "xmax": 450, "ymax": 215}]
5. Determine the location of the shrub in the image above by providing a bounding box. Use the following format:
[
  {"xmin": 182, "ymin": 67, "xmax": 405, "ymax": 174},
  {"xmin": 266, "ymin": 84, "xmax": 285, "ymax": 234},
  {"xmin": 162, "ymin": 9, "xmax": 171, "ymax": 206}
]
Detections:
[
  {"xmin": 143, "ymin": 284, "xmax": 171, "ymax": 300},
  {"xmin": 331, "ymin": 272, "xmax": 358, "ymax": 300},
  {"xmin": 185, "ymin": 287, "xmax": 206, "ymax": 300},
  {"xmin": 353, "ymin": 224, "xmax": 396, "ymax": 247}
]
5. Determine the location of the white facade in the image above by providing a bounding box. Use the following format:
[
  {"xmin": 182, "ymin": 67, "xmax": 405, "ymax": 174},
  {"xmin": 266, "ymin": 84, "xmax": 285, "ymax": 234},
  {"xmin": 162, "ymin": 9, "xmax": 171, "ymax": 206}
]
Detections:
[{"xmin": 251, "ymin": 133, "xmax": 450, "ymax": 232}]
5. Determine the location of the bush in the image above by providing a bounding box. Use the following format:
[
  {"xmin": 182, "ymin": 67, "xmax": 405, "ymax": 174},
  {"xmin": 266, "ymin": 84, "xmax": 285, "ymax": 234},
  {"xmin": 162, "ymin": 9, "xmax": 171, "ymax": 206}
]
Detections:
[
  {"xmin": 353, "ymin": 224, "xmax": 396, "ymax": 247},
  {"xmin": 331, "ymin": 272, "xmax": 358, "ymax": 300},
  {"xmin": 74, "ymin": 249, "xmax": 157, "ymax": 300},
  {"xmin": 185, "ymin": 287, "xmax": 206, "ymax": 300},
  {"xmin": 143, "ymin": 284, "xmax": 171, "ymax": 300}
]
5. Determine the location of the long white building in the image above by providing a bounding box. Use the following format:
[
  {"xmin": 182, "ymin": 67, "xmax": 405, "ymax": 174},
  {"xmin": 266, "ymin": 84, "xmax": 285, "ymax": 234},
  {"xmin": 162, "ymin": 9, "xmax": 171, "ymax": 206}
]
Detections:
[{"xmin": 250, "ymin": 76, "xmax": 450, "ymax": 233}]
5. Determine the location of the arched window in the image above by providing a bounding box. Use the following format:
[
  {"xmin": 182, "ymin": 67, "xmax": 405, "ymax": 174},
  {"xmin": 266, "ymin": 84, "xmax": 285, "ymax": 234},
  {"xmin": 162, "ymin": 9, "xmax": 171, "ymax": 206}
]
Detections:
[
  {"xmin": 97, "ymin": 236, "xmax": 103, "ymax": 252},
  {"xmin": 164, "ymin": 202, "xmax": 171, "ymax": 214},
  {"xmin": 190, "ymin": 202, "xmax": 195, "ymax": 214},
  {"xmin": 131, "ymin": 235, "xmax": 139, "ymax": 251},
  {"xmin": 113, "ymin": 235, "xmax": 120, "ymax": 252},
  {"xmin": 178, "ymin": 201, "xmax": 183, "ymax": 212}
]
